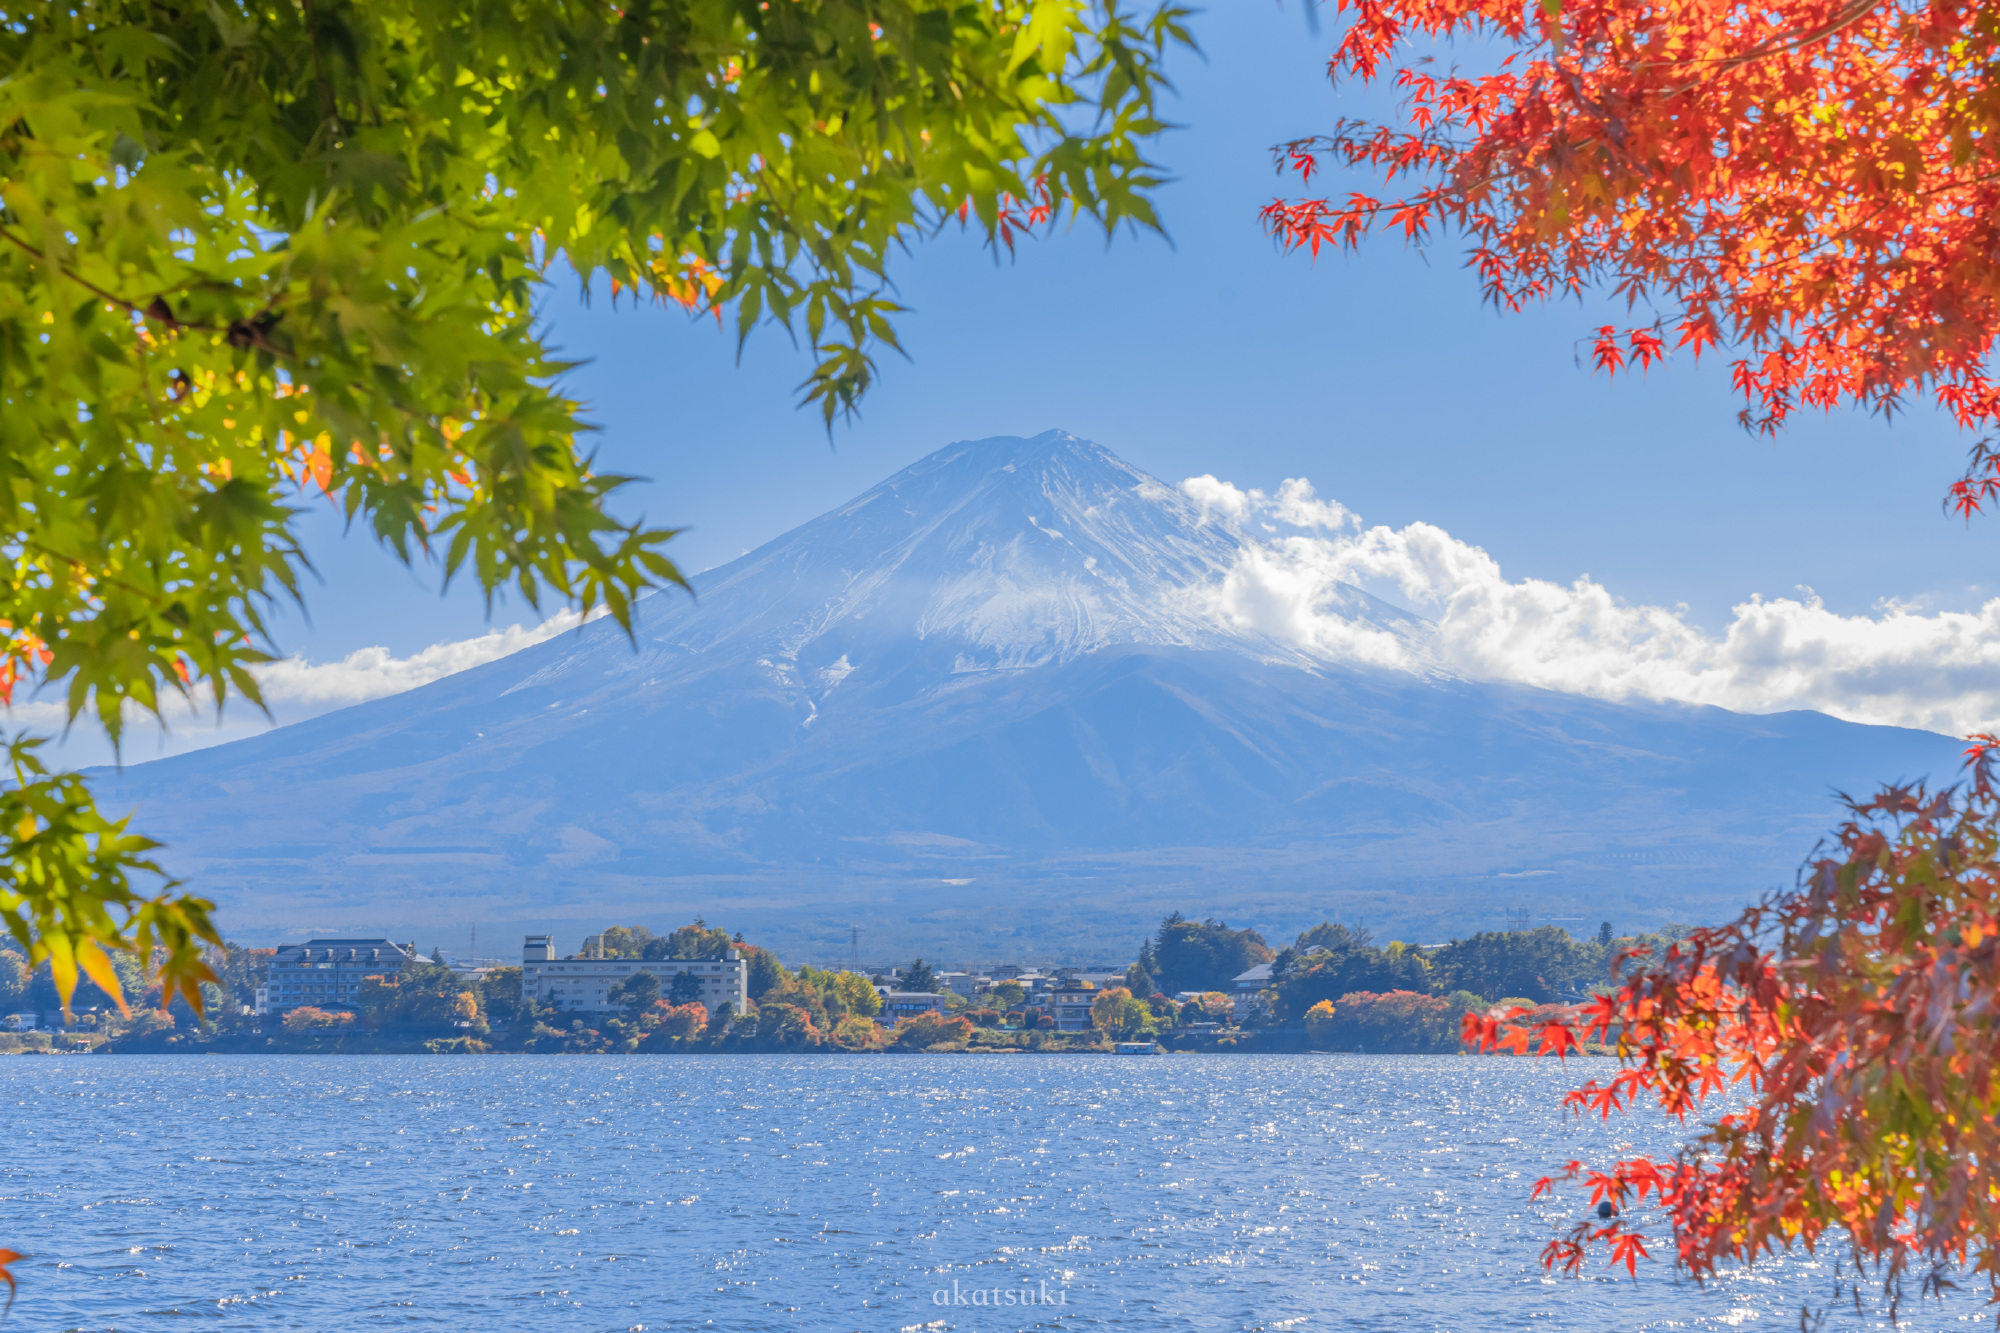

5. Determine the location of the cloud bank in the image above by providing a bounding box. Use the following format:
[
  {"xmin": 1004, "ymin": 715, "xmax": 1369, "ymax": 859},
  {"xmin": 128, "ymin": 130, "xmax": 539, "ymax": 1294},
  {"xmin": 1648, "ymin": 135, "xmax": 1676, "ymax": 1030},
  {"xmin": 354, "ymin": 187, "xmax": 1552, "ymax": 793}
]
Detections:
[{"xmin": 1182, "ymin": 475, "xmax": 2000, "ymax": 737}]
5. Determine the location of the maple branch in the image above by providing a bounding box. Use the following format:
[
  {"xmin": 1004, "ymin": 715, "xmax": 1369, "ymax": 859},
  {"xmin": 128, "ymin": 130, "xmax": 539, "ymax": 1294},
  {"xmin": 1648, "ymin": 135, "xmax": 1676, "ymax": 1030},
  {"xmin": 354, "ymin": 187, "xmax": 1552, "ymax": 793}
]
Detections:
[
  {"xmin": 0, "ymin": 226, "xmax": 288, "ymax": 357},
  {"xmin": 0, "ymin": 227, "xmax": 215, "ymax": 333},
  {"xmin": 1642, "ymin": 0, "xmax": 1887, "ymax": 83}
]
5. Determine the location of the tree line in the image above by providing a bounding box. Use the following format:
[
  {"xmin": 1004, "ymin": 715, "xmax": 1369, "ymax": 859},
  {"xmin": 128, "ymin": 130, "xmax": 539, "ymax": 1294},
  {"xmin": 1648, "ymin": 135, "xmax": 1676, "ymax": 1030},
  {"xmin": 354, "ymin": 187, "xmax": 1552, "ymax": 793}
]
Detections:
[
  {"xmin": 1125, "ymin": 912, "xmax": 1691, "ymax": 1012},
  {"xmin": 37, "ymin": 911, "xmax": 1692, "ymax": 1055}
]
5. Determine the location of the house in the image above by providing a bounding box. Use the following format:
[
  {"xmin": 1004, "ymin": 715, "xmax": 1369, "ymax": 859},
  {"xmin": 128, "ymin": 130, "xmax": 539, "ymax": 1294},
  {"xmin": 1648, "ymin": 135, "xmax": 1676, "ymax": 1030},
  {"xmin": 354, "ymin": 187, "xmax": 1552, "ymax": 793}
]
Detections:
[
  {"xmin": 520, "ymin": 935, "xmax": 749, "ymax": 1014},
  {"xmin": 442, "ymin": 953, "xmax": 507, "ymax": 979},
  {"xmin": 1230, "ymin": 962, "xmax": 1275, "ymax": 1025},
  {"xmin": 877, "ymin": 991, "xmax": 952, "ymax": 1025},
  {"xmin": 935, "ymin": 971, "xmax": 986, "ymax": 1000},
  {"xmin": 1231, "ymin": 963, "xmax": 1274, "ymax": 992},
  {"xmin": 265, "ymin": 939, "xmax": 417, "ymax": 1013},
  {"xmin": 1050, "ymin": 980, "xmax": 1097, "ymax": 1032}
]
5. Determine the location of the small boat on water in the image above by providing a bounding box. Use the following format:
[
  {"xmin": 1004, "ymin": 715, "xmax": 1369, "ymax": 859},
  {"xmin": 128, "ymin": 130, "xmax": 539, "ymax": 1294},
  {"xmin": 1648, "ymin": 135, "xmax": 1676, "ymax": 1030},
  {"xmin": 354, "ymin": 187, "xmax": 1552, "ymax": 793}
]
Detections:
[{"xmin": 1115, "ymin": 1041, "xmax": 1161, "ymax": 1055}]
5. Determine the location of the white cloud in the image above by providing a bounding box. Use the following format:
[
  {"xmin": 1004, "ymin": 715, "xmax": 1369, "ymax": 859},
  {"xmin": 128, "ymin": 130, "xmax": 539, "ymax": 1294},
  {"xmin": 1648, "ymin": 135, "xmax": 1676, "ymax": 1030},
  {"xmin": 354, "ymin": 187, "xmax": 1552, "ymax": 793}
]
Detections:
[
  {"xmin": 1183, "ymin": 473, "xmax": 1355, "ymax": 532},
  {"xmin": 251, "ymin": 609, "xmax": 601, "ymax": 708},
  {"xmin": 1183, "ymin": 475, "xmax": 2000, "ymax": 737},
  {"xmin": 7, "ymin": 607, "xmax": 603, "ymax": 766}
]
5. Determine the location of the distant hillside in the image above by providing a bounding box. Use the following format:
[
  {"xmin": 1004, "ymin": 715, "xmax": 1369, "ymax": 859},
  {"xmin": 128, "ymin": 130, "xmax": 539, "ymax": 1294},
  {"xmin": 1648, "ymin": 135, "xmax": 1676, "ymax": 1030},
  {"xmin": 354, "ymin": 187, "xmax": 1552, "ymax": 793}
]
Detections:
[{"xmin": 95, "ymin": 431, "xmax": 1962, "ymax": 960}]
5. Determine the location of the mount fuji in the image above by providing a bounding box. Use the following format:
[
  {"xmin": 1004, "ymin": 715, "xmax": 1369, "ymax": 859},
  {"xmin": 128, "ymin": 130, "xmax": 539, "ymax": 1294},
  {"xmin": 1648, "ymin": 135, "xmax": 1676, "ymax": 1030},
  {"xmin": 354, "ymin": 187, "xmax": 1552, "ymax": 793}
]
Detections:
[{"xmin": 97, "ymin": 431, "xmax": 1962, "ymax": 959}]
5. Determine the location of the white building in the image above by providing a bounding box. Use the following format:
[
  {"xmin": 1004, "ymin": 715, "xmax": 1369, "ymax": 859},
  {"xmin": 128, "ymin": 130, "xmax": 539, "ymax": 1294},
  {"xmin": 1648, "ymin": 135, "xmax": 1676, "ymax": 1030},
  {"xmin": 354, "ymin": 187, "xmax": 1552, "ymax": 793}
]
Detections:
[{"xmin": 520, "ymin": 935, "xmax": 748, "ymax": 1014}]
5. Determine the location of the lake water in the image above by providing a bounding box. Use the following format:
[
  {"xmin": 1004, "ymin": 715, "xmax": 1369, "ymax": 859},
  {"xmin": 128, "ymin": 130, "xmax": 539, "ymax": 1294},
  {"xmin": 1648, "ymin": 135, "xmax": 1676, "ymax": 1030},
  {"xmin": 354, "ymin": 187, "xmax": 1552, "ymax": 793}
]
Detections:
[{"xmin": 0, "ymin": 1054, "xmax": 1978, "ymax": 1331}]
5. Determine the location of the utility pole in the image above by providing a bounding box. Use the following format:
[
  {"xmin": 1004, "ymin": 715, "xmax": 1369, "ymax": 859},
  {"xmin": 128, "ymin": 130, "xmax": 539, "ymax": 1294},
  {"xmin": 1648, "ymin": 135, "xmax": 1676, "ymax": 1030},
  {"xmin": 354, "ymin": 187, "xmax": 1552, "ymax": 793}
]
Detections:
[{"xmin": 850, "ymin": 924, "xmax": 860, "ymax": 972}]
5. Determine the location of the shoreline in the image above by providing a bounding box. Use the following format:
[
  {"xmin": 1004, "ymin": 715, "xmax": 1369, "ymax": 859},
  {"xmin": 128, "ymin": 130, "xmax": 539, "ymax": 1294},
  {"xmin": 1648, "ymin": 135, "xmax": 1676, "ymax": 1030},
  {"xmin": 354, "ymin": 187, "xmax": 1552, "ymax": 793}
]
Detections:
[{"xmin": 64, "ymin": 1037, "xmax": 1613, "ymax": 1058}]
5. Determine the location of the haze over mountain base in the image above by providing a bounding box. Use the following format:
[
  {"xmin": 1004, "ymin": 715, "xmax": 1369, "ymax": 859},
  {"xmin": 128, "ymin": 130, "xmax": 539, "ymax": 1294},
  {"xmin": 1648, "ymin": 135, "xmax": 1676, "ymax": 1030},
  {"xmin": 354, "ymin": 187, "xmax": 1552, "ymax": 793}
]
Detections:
[{"xmin": 97, "ymin": 433, "xmax": 1963, "ymax": 960}]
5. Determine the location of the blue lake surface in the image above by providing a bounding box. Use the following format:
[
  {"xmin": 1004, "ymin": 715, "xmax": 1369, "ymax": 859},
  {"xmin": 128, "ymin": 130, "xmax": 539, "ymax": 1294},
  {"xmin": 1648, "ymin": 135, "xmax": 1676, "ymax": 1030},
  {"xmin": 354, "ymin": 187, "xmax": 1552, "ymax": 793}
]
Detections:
[{"xmin": 0, "ymin": 1054, "xmax": 1978, "ymax": 1331}]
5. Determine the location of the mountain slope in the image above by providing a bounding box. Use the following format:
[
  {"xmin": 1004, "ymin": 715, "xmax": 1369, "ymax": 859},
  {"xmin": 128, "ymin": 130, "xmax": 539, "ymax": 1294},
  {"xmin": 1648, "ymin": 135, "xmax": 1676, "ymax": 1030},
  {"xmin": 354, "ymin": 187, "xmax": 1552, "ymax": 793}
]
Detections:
[{"xmin": 96, "ymin": 432, "xmax": 1963, "ymax": 959}]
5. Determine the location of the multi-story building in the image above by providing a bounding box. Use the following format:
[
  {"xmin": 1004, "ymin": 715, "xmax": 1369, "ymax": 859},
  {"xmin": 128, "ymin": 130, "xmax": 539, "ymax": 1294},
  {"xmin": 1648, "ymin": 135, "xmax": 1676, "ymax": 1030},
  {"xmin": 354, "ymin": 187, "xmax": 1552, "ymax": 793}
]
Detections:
[
  {"xmin": 1050, "ymin": 981, "xmax": 1097, "ymax": 1032},
  {"xmin": 1230, "ymin": 962, "xmax": 1275, "ymax": 1025},
  {"xmin": 519, "ymin": 935, "xmax": 749, "ymax": 1014},
  {"xmin": 265, "ymin": 939, "xmax": 416, "ymax": 1012}
]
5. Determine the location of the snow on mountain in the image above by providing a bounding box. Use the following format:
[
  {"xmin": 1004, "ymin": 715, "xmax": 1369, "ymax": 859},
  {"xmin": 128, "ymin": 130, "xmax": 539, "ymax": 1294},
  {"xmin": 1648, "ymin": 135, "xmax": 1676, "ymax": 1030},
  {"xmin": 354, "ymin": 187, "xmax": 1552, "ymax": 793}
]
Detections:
[
  {"xmin": 498, "ymin": 430, "xmax": 1426, "ymax": 695},
  {"xmin": 95, "ymin": 432, "xmax": 1963, "ymax": 959}
]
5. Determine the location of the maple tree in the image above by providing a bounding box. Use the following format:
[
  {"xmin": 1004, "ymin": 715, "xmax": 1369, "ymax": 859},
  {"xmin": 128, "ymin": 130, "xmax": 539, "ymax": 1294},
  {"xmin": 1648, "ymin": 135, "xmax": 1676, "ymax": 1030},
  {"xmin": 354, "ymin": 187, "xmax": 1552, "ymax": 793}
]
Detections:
[
  {"xmin": 892, "ymin": 1010, "xmax": 975, "ymax": 1048},
  {"xmin": 1308, "ymin": 988, "xmax": 1460, "ymax": 1052},
  {"xmin": 0, "ymin": 5, "xmax": 1186, "ymax": 1041},
  {"xmin": 1464, "ymin": 741, "xmax": 2000, "ymax": 1304},
  {"xmin": 1267, "ymin": 0, "xmax": 2000, "ymax": 1296},
  {"xmin": 1263, "ymin": 0, "xmax": 2000, "ymax": 514},
  {"xmin": 648, "ymin": 999, "xmax": 708, "ymax": 1042}
]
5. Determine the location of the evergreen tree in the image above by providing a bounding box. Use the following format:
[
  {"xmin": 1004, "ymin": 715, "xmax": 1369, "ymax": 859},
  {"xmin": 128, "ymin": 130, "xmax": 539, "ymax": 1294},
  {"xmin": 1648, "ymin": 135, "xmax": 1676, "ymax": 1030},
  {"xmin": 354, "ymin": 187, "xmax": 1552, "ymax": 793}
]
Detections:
[
  {"xmin": 1268, "ymin": 922, "xmax": 1430, "ymax": 1020},
  {"xmin": 1430, "ymin": 927, "xmax": 1592, "ymax": 1004},
  {"xmin": 668, "ymin": 970, "xmax": 703, "ymax": 1005},
  {"xmin": 706, "ymin": 1002, "xmax": 734, "ymax": 1040},
  {"xmin": 611, "ymin": 971, "xmax": 661, "ymax": 1015},
  {"xmin": 900, "ymin": 958, "xmax": 939, "ymax": 993},
  {"xmin": 1151, "ymin": 916, "xmax": 1273, "ymax": 995},
  {"xmin": 744, "ymin": 949, "xmax": 786, "ymax": 1000}
]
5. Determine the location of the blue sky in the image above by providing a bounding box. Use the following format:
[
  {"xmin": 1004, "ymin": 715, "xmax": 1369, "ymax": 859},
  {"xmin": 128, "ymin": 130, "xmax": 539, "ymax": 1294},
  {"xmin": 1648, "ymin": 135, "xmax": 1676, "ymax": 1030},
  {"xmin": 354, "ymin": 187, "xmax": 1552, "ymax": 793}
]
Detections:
[
  {"xmin": 290, "ymin": 5, "xmax": 1988, "ymax": 648},
  {"xmin": 43, "ymin": 5, "xmax": 2000, "ymax": 763}
]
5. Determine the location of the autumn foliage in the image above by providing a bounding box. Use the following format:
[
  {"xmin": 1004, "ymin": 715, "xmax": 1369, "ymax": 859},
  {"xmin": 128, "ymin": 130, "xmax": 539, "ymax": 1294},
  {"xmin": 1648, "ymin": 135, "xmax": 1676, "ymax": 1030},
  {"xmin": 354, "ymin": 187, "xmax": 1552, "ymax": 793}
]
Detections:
[
  {"xmin": 1465, "ymin": 740, "xmax": 2000, "ymax": 1297},
  {"xmin": 1306, "ymin": 990, "xmax": 1460, "ymax": 1052},
  {"xmin": 1266, "ymin": 0, "xmax": 2000, "ymax": 509},
  {"xmin": 281, "ymin": 1006, "xmax": 353, "ymax": 1034},
  {"xmin": 647, "ymin": 1001, "xmax": 709, "ymax": 1043},
  {"xmin": 893, "ymin": 1012, "xmax": 975, "ymax": 1049}
]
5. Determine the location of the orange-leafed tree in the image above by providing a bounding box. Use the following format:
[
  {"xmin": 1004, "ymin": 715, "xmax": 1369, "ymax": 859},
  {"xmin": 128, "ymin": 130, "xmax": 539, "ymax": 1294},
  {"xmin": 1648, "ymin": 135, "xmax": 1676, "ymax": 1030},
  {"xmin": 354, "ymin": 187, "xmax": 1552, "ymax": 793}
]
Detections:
[
  {"xmin": 1465, "ymin": 741, "xmax": 2000, "ymax": 1302},
  {"xmin": 654, "ymin": 1001, "xmax": 708, "ymax": 1043},
  {"xmin": 1264, "ymin": 0, "xmax": 2000, "ymax": 512},
  {"xmin": 892, "ymin": 1011, "xmax": 975, "ymax": 1050}
]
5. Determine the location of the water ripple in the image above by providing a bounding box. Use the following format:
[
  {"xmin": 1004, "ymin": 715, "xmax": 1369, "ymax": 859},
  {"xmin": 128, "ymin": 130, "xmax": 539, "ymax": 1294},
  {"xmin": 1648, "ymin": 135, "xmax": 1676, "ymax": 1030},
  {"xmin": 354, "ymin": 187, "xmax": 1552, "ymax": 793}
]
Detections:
[{"xmin": 0, "ymin": 1055, "xmax": 1966, "ymax": 1330}]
